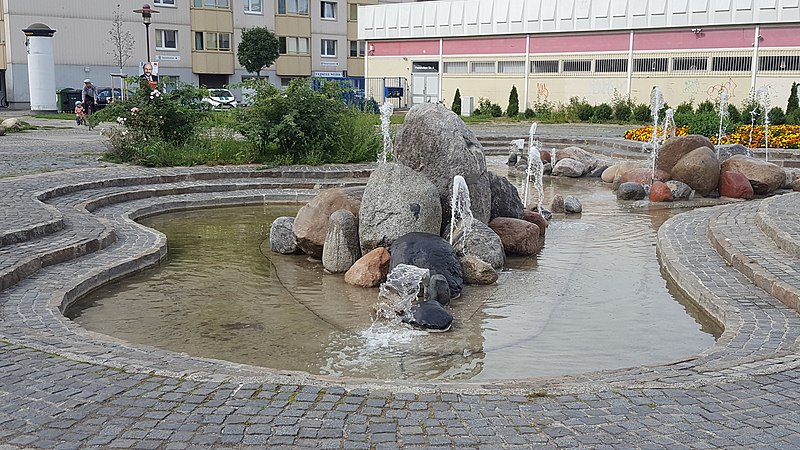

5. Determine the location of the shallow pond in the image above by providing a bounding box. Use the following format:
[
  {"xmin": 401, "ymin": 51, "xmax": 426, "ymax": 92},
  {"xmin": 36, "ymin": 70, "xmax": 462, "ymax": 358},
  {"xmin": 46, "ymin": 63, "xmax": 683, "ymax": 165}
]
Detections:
[{"xmin": 68, "ymin": 174, "xmax": 720, "ymax": 382}]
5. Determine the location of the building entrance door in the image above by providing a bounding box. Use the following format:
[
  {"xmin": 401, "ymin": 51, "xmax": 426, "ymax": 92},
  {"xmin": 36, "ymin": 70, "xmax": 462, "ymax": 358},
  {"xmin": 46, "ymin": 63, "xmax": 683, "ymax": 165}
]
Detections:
[{"xmin": 410, "ymin": 61, "xmax": 439, "ymax": 105}]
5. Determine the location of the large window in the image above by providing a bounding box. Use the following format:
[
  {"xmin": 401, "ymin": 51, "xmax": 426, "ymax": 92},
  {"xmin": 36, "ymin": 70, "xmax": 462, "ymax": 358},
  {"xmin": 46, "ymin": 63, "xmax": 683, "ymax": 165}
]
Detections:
[
  {"xmin": 279, "ymin": 36, "xmax": 310, "ymax": 54},
  {"xmin": 712, "ymin": 56, "xmax": 751, "ymax": 72},
  {"xmin": 244, "ymin": 0, "xmax": 262, "ymax": 13},
  {"xmin": 759, "ymin": 55, "xmax": 800, "ymax": 71},
  {"xmin": 672, "ymin": 57, "xmax": 708, "ymax": 71},
  {"xmin": 278, "ymin": 0, "xmax": 309, "ymax": 15},
  {"xmin": 633, "ymin": 57, "xmax": 668, "ymax": 72},
  {"xmin": 349, "ymin": 3, "xmax": 358, "ymax": 20},
  {"xmin": 349, "ymin": 40, "xmax": 365, "ymax": 57},
  {"xmin": 154, "ymin": 0, "xmax": 175, "ymax": 6},
  {"xmin": 321, "ymin": 1, "xmax": 337, "ymax": 20},
  {"xmin": 443, "ymin": 61, "xmax": 468, "ymax": 74},
  {"xmin": 563, "ymin": 59, "xmax": 591, "ymax": 72},
  {"xmin": 470, "ymin": 61, "xmax": 495, "ymax": 73},
  {"xmin": 321, "ymin": 39, "xmax": 337, "ymax": 57},
  {"xmin": 194, "ymin": 32, "xmax": 231, "ymax": 51},
  {"xmin": 155, "ymin": 29, "xmax": 178, "ymax": 50},
  {"xmin": 595, "ymin": 58, "xmax": 627, "ymax": 72},
  {"xmin": 530, "ymin": 60, "xmax": 558, "ymax": 73},
  {"xmin": 193, "ymin": 0, "xmax": 229, "ymax": 8}
]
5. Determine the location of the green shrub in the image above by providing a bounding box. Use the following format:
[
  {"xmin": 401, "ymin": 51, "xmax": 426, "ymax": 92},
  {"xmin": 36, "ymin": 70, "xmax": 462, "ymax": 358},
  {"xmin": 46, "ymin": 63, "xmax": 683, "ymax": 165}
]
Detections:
[
  {"xmin": 632, "ymin": 103, "xmax": 651, "ymax": 122},
  {"xmin": 592, "ymin": 103, "xmax": 613, "ymax": 122},
  {"xmin": 611, "ymin": 91, "xmax": 632, "ymax": 122},
  {"xmin": 787, "ymin": 107, "xmax": 800, "ymax": 125},
  {"xmin": 451, "ymin": 88, "xmax": 461, "ymax": 115},
  {"xmin": 740, "ymin": 95, "xmax": 764, "ymax": 125},
  {"xmin": 675, "ymin": 101, "xmax": 694, "ymax": 114},
  {"xmin": 475, "ymin": 97, "xmax": 503, "ymax": 117},
  {"xmin": 675, "ymin": 110, "xmax": 718, "ymax": 137},
  {"xmin": 523, "ymin": 108, "xmax": 535, "ymax": 119},
  {"xmin": 576, "ymin": 103, "xmax": 593, "ymax": 122},
  {"xmin": 697, "ymin": 100, "xmax": 715, "ymax": 113},
  {"xmin": 727, "ymin": 104, "xmax": 742, "ymax": 125},
  {"xmin": 767, "ymin": 106, "xmax": 786, "ymax": 125},
  {"xmin": 506, "ymin": 85, "xmax": 519, "ymax": 117},
  {"xmin": 787, "ymin": 82, "xmax": 799, "ymax": 115}
]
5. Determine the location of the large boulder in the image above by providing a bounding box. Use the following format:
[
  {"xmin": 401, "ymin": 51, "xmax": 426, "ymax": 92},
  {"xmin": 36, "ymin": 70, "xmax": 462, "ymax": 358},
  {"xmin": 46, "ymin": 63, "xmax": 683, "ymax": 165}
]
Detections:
[
  {"xmin": 649, "ymin": 181, "xmax": 673, "ymax": 202},
  {"xmin": 393, "ymin": 103, "xmax": 491, "ymax": 227},
  {"xmin": 269, "ymin": 216, "xmax": 300, "ymax": 254},
  {"xmin": 670, "ymin": 146, "xmax": 720, "ymax": 197},
  {"xmin": 551, "ymin": 158, "xmax": 586, "ymax": 177},
  {"xmin": 322, "ymin": 210, "xmax": 361, "ymax": 273},
  {"xmin": 720, "ymin": 155, "xmax": 787, "ymax": 195},
  {"xmin": 345, "ymin": 247, "xmax": 391, "ymax": 287},
  {"xmin": 488, "ymin": 171, "xmax": 524, "ymax": 220},
  {"xmin": 389, "ymin": 232, "xmax": 463, "ymax": 298},
  {"xmin": 716, "ymin": 143, "xmax": 750, "ymax": 162},
  {"xmin": 460, "ymin": 255, "xmax": 499, "ymax": 285},
  {"xmin": 402, "ymin": 300, "xmax": 453, "ymax": 331},
  {"xmin": 601, "ymin": 162, "xmax": 643, "ymax": 183},
  {"xmin": 452, "ymin": 220, "xmax": 505, "ymax": 269},
  {"xmin": 358, "ymin": 163, "xmax": 442, "ymax": 254},
  {"xmin": 555, "ymin": 146, "xmax": 598, "ymax": 174},
  {"xmin": 292, "ymin": 186, "xmax": 364, "ymax": 258},
  {"xmin": 521, "ymin": 209, "xmax": 548, "ymax": 235},
  {"xmin": 617, "ymin": 182, "xmax": 646, "ymax": 200},
  {"xmin": 488, "ymin": 217, "xmax": 543, "ymax": 256},
  {"xmin": 656, "ymin": 135, "xmax": 715, "ymax": 176},
  {"xmin": 718, "ymin": 171, "xmax": 754, "ymax": 199}
]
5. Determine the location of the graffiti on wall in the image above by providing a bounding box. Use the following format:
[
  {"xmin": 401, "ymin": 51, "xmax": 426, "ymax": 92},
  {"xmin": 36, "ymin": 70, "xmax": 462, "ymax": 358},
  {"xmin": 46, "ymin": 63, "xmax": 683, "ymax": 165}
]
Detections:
[
  {"xmin": 536, "ymin": 82, "xmax": 549, "ymax": 100},
  {"xmin": 683, "ymin": 80, "xmax": 701, "ymax": 97},
  {"xmin": 706, "ymin": 78, "xmax": 738, "ymax": 100}
]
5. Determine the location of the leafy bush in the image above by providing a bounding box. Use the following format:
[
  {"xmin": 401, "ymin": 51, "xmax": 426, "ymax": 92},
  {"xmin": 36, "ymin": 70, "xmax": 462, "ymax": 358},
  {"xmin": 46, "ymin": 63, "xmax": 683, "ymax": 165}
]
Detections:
[
  {"xmin": 727, "ymin": 104, "xmax": 742, "ymax": 125},
  {"xmin": 740, "ymin": 95, "xmax": 764, "ymax": 125},
  {"xmin": 611, "ymin": 91, "xmax": 632, "ymax": 122},
  {"xmin": 474, "ymin": 97, "xmax": 502, "ymax": 117},
  {"xmin": 592, "ymin": 103, "xmax": 613, "ymax": 122},
  {"xmin": 768, "ymin": 106, "xmax": 786, "ymax": 125},
  {"xmin": 506, "ymin": 85, "xmax": 519, "ymax": 117},
  {"xmin": 632, "ymin": 103, "xmax": 651, "ymax": 122},
  {"xmin": 697, "ymin": 100, "xmax": 715, "ymax": 113},
  {"xmin": 523, "ymin": 108, "xmax": 535, "ymax": 119},
  {"xmin": 675, "ymin": 110, "xmax": 718, "ymax": 137},
  {"xmin": 451, "ymin": 88, "xmax": 461, "ymax": 115},
  {"xmin": 787, "ymin": 82, "xmax": 799, "ymax": 115},
  {"xmin": 675, "ymin": 101, "xmax": 694, "ymax": 114},
  {"xmin": 788, "ymin": 107, "xmax": 800, "ymax": 125}
]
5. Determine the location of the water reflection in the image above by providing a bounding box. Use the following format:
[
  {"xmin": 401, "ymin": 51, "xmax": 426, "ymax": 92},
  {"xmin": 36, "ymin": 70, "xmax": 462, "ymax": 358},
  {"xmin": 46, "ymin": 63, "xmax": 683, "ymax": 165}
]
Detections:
[{"xmin": 68, "ymin": 180, "xmax": 720, "ymax": 381}]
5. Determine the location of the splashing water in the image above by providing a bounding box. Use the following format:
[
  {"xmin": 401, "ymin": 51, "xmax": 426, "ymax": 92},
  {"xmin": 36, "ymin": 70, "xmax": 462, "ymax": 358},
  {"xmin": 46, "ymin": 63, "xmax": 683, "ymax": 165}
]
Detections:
[
  {"xmin": 375, "ymin": 264, "xmax": 430, "ymax": 323},
  {"xmin": 450, "ymin": 175, "xmax": 474, "ymax": 247},
  {"xmin": 523, "ymin": 123, "xmax": 545, "ymax": 212},
  {"xmin": 378, "ymin": 101, "xmax": 394, "ymax": 163},
  {"xmin": 649, "ymin": 87, "xmax": 664, "ymax": 183},
  {"xmin": 757, "ymin": 86, "xmax": 771, "ymax": 162},
  {"xmin": 717, "ymin": 91, "xmax": 729, "ymax": 157}
]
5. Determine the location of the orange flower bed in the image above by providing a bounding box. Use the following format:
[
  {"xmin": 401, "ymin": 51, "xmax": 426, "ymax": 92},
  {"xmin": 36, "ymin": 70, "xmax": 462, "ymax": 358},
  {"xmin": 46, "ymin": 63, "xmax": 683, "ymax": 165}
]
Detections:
[{"xmin": 625, "ymin": 124, "xmax": 800, "ymax": 149}]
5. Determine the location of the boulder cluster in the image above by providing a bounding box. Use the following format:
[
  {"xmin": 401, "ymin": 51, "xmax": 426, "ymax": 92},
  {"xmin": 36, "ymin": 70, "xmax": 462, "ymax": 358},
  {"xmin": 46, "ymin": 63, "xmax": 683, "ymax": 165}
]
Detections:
[
  {"xmin": 602, "ymin": 135, "xmax": 792, "ymax": 201},
  {"xmin": 268, "ymin": 103, "xmax": 548, "ymax": 330}
]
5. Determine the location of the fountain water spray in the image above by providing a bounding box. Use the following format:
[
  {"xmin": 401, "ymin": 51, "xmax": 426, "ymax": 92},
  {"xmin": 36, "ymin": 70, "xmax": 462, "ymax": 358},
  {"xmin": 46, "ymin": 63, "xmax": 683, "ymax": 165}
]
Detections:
[
  {"xmin": 717, "ymin": 91, "xmax": 729, "ymax": 157},
  {"xmin": 649, "ymin": 86, "xmax": 664, "ymax": 183},
  {"xmin": 378, "ymin": 101, "xmax": 394, "ymax": 163},
  {"xmin": 523, "ymin": 123, "xmax": 545, "ymax": 213},
  {"xmin": 450, "ymin": 175, "xmax": 474, "ymax": 247},
  {"xmin": 757, "ymin": 86, "xmax": 771, "ymax": 162},
  {"xmin": 375, "ymin": 264, "xmax": 430, "ymax": 323}
]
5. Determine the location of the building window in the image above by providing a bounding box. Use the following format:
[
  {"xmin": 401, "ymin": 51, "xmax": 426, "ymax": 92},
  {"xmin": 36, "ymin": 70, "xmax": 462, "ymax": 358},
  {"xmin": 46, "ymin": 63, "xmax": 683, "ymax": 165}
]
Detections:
[
  {"xmin": 194, "ymin": 32, "xmax": 231, "ymax": 51},
  {"xmin": 193, "ymin": 0, "xmax": 229, "ymax": 8},
  {"xmin": 155, "ymin": 29, "xmax": 178, "ymax": 50},
  {"xmin": 563, "ymin": 59, "xmax": 591, "ymax": 72},
  {"xmin": 529, "ymin": 60, "xmax": 558, "ymax": 73},
  {"xmin": 280, "ymin": 77, "xmax": 299, "ymax": 87},
  {"xmin": 279, "ymin": 36, "xmax": 310, "ymax": 54},
  {"xmin": 672, "ymin": 57, "xmax": 708, "ymax": 71},
  {"xmin": 321, "ymin": 39, "xmax": 337, "ymax": 57},
  {"xmin": 633, "ymin": 58, "xmax": 668, "ymax": 72},
  {"xmin": 443, "ymin": 61, "xmax": 468, "ymax": 74},
  {"xmin": 349, "ymin": 41, "xmax": 365, "ymax": 57},
  {"xmin": 759, "ymin": 55, "xmax": 800, "ymax": 71},
  {"xmin": 278, "ymin": 0, "xmax": 309, "ymax": 15},
  {"xmin": 244, "ymin": 0, "xmax": 262, "ymax": 13},
  {"xmin": 470, "ymin": 61, "xmax": 495, "ymax": 73},
  {"xmin": 595, "ymin": 58, "xmax": 627, "ymax": 72},
  {"xmin": 321, "ymin": 1, "xmax": 336, "ymax": 20},
  {"xmin": 712, "ymin": 56, "xmax": 751, "ymax": 72},
  {"xmin": 154, "ymin": 0, "xmax": 176, "ymax": 6},
  {"xmin": 349, "ymin": 3, "xmax": 358, "ymax": 20}
]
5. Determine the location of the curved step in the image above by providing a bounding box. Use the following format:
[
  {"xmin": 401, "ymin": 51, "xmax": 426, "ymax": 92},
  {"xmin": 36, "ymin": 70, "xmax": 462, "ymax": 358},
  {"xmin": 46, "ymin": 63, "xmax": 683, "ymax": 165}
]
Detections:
[{"xmin": 757, "ymin": 192, "xmax": 800, "ymax": 258}]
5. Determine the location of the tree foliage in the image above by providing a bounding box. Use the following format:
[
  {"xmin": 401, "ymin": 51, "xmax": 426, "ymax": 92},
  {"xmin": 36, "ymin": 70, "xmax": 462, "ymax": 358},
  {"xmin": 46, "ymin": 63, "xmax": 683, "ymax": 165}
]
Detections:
[
  {"xmin": 107, "ymin": 4, "xmax": 135, "ymax": 74},
  {"xmin": 451, "ymin": 88, "xmax": 461, "ymax": 115},
  {"xmin": 237, "ymin": 27, "xmax": 280, "ymax": 78},
  {"xmin": 506, "ymin": 85, "xmax": 519, "ymax": 117},
  {"xmin": 787, "ymin": 82, "xmax": 799, "ymax": 115}
]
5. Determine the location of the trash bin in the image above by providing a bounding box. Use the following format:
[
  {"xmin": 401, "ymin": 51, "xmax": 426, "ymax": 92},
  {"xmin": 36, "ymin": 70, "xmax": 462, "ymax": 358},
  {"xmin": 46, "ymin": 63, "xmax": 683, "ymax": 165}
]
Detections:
[{"xmin": 56, "ymin": 88, "xmax": 81, "ymax": 113}]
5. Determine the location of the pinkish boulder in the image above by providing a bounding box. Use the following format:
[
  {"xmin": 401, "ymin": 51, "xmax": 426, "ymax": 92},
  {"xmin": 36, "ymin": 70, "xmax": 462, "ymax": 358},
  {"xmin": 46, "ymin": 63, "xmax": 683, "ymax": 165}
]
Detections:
[
  {"xmin": 292, "ymin": 186, "xmax": 364, "ymax": 258},
  {"xmin": 719, "ymin": 171, "xmax": 755, "ymax": 199},
  {"xmin": 521, "ymin": 209, "xmax": 548, "ymax": 235},
  {"xmin": 649, "ymin": 181, "xmax": 673, "ymax": 202},
  {"xmin": 488, "ymin": 217, "xmax": 543, "ymax": 256},
  {"xmin": 720, "ymin": 154, "xmax": 787, "ymax": 195},
  {"xmin": 344, "ymin": 247, "xmax": 391, "ymax": 287}
]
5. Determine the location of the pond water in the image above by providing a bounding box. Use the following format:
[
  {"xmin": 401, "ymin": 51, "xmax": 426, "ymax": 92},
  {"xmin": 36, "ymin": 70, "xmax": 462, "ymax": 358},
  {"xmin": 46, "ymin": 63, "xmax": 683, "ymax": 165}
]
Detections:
[{"xmin": 68, "ymin": 173, "xmax": 720, "ymax": 382}]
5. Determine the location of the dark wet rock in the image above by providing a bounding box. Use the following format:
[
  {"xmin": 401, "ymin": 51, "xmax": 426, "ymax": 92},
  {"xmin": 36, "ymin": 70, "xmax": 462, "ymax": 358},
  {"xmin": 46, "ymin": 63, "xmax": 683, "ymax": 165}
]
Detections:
[
  {"xmin": 269, "ymin": 216, "xmax": 300, "ymax": 254},
  {"xmin": 617, "ymin": 182, "xmax": 646, "ymax": 200},
  {"xmin": 322, "ymin": 210, "xmax": 361, "ymax": 273},
  {"xmin": 564, "ymin": 196, "xmax": 582, "ymax": 213},
  {"xmin": 716, "ymin": 143, "xmax": 750, "ymax": 162},
  {"xmin": 589, "ymin": 165, "xmax": 608, "ymax": 177},
  {"xmin": 402, "ymin": 300, "xmax": 453, "ymax": 331},
  {"xmin": 389, "ymin": 232, "xmax": 463, "ymax": 298},
  {"xmin": 425, "ymin": 274, "xmax": 451, "ymax": 305},
  {"xmin": 488, "ymin": 171, "xmax": 524, "ymax": 220},
  {"xmin": 358, "ymin": 162, "xmax": 442, "ymax": 254}
]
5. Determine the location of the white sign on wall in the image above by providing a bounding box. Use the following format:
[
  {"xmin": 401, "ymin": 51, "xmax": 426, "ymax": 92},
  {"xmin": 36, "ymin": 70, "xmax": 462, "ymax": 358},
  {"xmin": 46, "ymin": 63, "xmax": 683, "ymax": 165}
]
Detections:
[{"xmin": 156, "ymin": 55, "xmax": 180, "ymax": 61}]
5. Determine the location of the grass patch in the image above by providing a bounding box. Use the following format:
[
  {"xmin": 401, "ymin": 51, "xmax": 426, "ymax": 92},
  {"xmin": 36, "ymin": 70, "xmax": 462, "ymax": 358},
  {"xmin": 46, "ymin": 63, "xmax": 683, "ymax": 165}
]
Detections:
[{"xmin": 32, "ymin": 113, "xmax": 76, "ymax": 121}]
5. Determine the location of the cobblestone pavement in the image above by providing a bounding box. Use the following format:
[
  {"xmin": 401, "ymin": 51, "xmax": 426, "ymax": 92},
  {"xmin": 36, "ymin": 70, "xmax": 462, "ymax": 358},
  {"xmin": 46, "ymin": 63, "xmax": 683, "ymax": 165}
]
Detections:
[{"xmin": 1, "ymin": 114, "xmax": 800, "ymax": 449}]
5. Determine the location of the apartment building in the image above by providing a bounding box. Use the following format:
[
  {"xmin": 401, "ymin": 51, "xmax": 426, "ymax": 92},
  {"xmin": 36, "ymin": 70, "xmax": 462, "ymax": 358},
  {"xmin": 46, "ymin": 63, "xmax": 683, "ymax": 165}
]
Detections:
[
  {"xmin": 0, "ymin": 0, "xmax": 398, "ymax": 108},
  {"xmin": 359, "ymin": 0, "xmax": 800, "ymax": 111}
]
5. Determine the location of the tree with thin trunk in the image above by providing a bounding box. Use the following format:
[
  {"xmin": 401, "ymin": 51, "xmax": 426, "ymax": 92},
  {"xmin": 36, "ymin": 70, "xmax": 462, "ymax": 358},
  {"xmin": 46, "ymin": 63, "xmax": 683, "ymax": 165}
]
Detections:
[
  {"xmin": 107, "ymin": 4, "xmax": 135, "ymax": 75},
  {"xmin": 237, "ymin": 27, "xmax": 280, "ymax": 79}
]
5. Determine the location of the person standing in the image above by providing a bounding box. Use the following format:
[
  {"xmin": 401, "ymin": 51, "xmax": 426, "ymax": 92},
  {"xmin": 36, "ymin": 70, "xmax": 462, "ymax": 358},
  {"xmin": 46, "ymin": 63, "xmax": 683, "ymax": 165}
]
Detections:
[{"xmin": 81, "ymin": 79, "xmax": 98, "ymax": 115}]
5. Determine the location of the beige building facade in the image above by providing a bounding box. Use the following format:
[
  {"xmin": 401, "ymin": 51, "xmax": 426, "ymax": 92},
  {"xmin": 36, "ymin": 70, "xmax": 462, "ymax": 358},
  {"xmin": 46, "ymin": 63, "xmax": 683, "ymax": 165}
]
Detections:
[{"xmin": 0, "ymin": 0, "xmax": 388, "ymax": 108}]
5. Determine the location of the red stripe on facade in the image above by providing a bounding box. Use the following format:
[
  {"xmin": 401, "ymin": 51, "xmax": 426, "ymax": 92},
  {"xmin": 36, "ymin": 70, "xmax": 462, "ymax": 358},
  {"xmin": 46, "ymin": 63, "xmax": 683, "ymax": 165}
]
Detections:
[
  {"xmin": 370, "ymin": 40, "xmax": 440, "ymax": 57},
  {"xmin": 759, "ymin": 26, "xmax": 800, "ymax": 47},
  {"xmin": 442, "ymin": 37, "xmax": 527, "ymax": 55},
  {"xmin": 530, "ymin": 33, "xmax": 629, "ymax": 53},
  {"xmin": 634, "ymin": 27, "xmax": 754, "ymax": 50}
]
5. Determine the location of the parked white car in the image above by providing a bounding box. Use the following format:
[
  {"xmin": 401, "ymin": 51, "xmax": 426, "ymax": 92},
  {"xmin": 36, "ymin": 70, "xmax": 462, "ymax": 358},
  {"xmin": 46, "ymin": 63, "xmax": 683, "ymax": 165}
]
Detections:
[{"xmin": 201, "ymin": 88, "xmax": 238, "ymax": 109}]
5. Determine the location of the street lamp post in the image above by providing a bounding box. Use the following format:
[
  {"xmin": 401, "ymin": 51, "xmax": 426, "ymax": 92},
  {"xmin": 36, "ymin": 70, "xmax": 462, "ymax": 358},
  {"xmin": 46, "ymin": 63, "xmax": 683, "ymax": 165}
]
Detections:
[{"xmin": 133, "ymin": 4, "xmax": 159, "ymax": 63}]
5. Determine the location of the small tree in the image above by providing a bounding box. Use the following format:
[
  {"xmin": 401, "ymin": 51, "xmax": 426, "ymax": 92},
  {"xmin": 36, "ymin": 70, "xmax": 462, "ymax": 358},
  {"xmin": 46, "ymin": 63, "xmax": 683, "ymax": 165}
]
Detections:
[
  {"xmin": 506, "ymin": 85, "xmax": 519, "ymax": 117},
  {"xmin": 451, "ymin": 88, "xmax": 462, "ymax": 115},
  {"xmin": 787, "ymin": 82, "xmax": 799, "ymax": 115},
  {"xmin": 107, "ymin": 4, "xmax": 135, "ymax": 75},
  {"xmin": 237, "ymin": 27, "xmax": 280, "ymax": 79}
]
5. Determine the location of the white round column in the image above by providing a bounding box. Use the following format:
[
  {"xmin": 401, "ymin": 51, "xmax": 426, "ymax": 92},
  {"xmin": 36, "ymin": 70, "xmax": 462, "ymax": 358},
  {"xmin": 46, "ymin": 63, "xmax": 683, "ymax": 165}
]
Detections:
[{"xmin": 22, "ymin": 23, "xmax": 58, "ymax": 112}]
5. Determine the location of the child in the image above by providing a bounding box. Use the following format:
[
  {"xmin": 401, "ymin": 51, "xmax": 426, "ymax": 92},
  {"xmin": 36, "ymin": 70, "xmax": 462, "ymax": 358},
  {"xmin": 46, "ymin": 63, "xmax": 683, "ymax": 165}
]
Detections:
[{"xmin": 74, "ymin": 101, "xmax": 86, "ymax": 126}]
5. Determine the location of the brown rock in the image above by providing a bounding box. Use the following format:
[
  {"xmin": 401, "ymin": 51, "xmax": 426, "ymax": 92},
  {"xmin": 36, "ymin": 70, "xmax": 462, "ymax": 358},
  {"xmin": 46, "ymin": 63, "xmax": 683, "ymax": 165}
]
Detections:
[
  {"xmin": 648, "ymin": 181, "xmax": 673, "ymax": 202},
  {"xmin": 557, "ymin": 146, "xmax": 598, "ymax": 173},
  {"xmin": 793, "ymin": 178, "xmax": 800, "ymax": 192},
  {"xmin": 601, "ymin": 162, "xmax": 643, "ymax": 183},
  {"xmin": 720, "ymin": 154, "xmax": 787, "ymax": 195},
  {"xmin": 460, "ymin": 255, "xmax": 499, "ymax": 285},
  {"xmin": 670, "ymin": 146, "xmax": 720, "ymax": 197},
  {"xmin": 719, "ymin": 171, "xmax": 755, "ymax": 199},
  {"xmin": 292, "ymin": 186, "xmax": 364, "ymax": 258},
  {"xmin": 656, "ymin": 135, "xmax": 715, "ymax": 176},
  {"xmin": 521, "ymin": 209, "xmax": 548, "ymax": 235},
  {"xmin": 488, "ymin": 217, "xmax": 543, "ymax": 256},
  {"xmin": 344, "ymin": 247, "xmax": 391, "ymax": 288}
]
